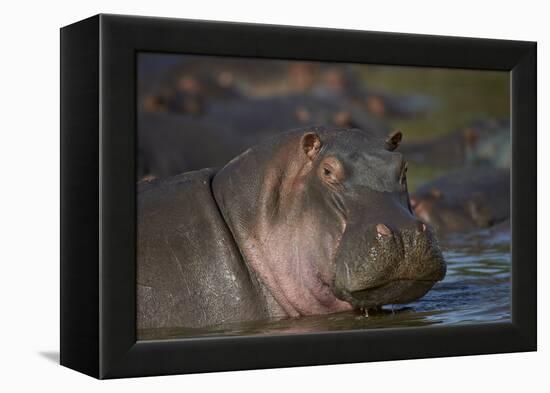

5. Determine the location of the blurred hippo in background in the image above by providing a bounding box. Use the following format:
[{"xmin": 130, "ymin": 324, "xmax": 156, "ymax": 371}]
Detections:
[
  {"xmin": 138, "ymin": 95, "xmax": 389, "ymax": 179},
  {"xmin": 312, "ymin": 66, "xmax": 437, "ymax": 119},
  {"xmin": 137, "ymin": 127, "xmax": 446, "ymax": 330},
  {"xmin": 137, "ymin": 114, "xmax": 244, "ymax": 180},
  {"xmin": 140, "ymin": 73, "xmax": 243, "ymax": 115},
  {"xmin": 411, "ymin": 167, "xmax": 510, "ymax": 233},
  {"xmin": 139, "ymin": 55, "xmax": 437, "ymax": 119},
  {"xmin": 202, "ymin": 94, "xmax": 389, "ymax": 136},
  {"xmin": 401, "ymin": 118, "xmax": 510, "ymax": 168}
]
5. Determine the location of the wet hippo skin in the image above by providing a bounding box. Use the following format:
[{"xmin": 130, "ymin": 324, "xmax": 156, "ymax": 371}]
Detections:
[
  {"xmin": 411, "ymin": 167, "xmax": 510, "ymax": 232},
  {"xmin": 137, "ymin": 95, "xmax": 388, "ymax": 180},
  {"xmin": 400, "ymin": 118, "xmax": 510, "ymax": 168},
  {"xmin": 138, "ymin": 127, "xmax": 446, "ymax": 330},
  {"xmin": 137, "ymin": 169, "xmax": 272, "ymax": 329}
]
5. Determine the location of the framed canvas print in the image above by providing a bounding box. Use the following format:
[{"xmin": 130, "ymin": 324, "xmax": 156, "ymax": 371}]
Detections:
[{"xmin": 60, "ymin": 14, "xmax": 536, "ymax": 379}]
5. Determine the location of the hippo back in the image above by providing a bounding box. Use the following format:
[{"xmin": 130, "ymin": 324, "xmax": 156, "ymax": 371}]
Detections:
[{"xmin": 137, "ymin": 168, "xmax": 269, "ymax": 330}]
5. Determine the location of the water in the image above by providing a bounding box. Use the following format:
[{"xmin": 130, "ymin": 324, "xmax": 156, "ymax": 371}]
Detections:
[{"xmin": 138, "ymin": 226, "xmax": 511, "ymax": 341}]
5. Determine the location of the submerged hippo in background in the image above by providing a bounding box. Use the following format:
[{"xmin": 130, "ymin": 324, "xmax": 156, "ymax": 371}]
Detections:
[
  {"xmin": 202, "ymin": 94, "xmax": 389, "ymax": 137},
  {"xmin": 137, "ymin": 114, "xmax": 245, "ymax": 180},
  {"xmin": 137, "ymin": 127, "xmax": 446, "ymax": 330},
  {"xmin": 411, "ymin": 167, "xmax": 510, "ymax": 233},
  {"xmin": 401, "ymin": 118, "xmax": 510, "ymax": 168},
  {"xmin": 138, "ymin": 95, "xmax": 388, "ymax": 179},
  {"xmin": 139, "ymin": 55, "xmax": 437, "ymax": 119}
]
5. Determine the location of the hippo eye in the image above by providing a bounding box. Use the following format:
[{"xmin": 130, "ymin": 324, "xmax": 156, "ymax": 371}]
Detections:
[{"xmin": 319, "ymin": 157, "xmax": 344, "ymax": 185}]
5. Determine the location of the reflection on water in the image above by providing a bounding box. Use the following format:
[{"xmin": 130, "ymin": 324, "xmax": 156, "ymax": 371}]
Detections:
[{"xmin": 138, "ymin": 225, "xmax": 511, "ymax": 341}]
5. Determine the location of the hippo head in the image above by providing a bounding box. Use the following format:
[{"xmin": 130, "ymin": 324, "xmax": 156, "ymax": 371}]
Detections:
[
  {"xmin": 213, "ymin": 127, "xmax": 446, "ymax": 317},
  {"xmin": 410, "ymin": 167, "xmax": 510, "ymax": 232},
  {"xmin": 410, "ymin": 186, "xmax": 485, "ymax": 232}
]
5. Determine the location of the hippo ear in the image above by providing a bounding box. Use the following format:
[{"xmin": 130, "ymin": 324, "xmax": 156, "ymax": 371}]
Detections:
[
  {"xmin": 301, "ymin": 132, "xmax": 322, "ymax": 160},
  {"xmin": 429, "ymin": 188, "xmax": 444, "ymax": 199},
  {"xmin": 385, "ymin": 130, "xmax": 403, "ymax": 151},
  {"xmin": 467, "ymin": 193, "xmax": 493, "ymax": 227},
  {"xmin": 462, "ymin": 127, "xmax": 479, "ymax": 147}
]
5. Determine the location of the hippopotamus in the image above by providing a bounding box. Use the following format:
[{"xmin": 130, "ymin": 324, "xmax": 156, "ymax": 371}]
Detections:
[
  {"xmin": 137, "ymin": 95, "xmax": 389, "ymax": 180},
  {"xmin": 139, "ymin": 54, "xmax": 437, "ymax": 119},
  {"xmin": 411, "ymin": 167, "xmax": 510, "ymax": 233},
  {"xmin": 138, "ymin": 56, "xmax": 315, "ymax": 115},
  {"xmin": 137, "ymin": 113, "xmax": 246, "ymax": 180},
  {"xmin": 358, "ymin": 90, "xmax": 437, "ymax": 119},
  {"xmin": 311, "ymin": 67, "xmax": 437, "ymax": 119},
  {"xmin": 400, "ymin": 118, "xmax": 510, "ymax": 168},
  {"xmin": 137, "ymin": 127, "xmax": 446, "ymax": 330},
  {"xmin": 202, "ymin": 94, "xmax": 388, "ymax": 137},
  {"xmin": 140, "ymin": 73, "xmax": 243, "ymax": 115}
]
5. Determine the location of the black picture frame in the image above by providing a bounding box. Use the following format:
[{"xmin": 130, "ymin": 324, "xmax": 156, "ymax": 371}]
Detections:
[{"xmin": 60, "ymin": 13, "xmax": 536, "ymax": 379}]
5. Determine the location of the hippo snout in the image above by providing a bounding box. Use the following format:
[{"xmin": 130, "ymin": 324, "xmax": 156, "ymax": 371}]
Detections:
[
  {"xmin": 333, "ymin": 220, "xmax": 446, "ymax": 310},
  {"xmin": 376, "ymin": 221, "xmax": 427, "ymax": 238},
  {"xmin": 370, "ymin": 221, "xmax": 446, "ymax": 281}
]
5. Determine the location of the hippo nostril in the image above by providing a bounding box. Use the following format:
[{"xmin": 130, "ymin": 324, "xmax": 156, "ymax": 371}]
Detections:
[
  {"xmin": 376, "ymin": 223, "xmax": 392, "ymax": 237},
  {"xmin": 415, "ymin": 221, "xmax": 427, "ymax": 233}
]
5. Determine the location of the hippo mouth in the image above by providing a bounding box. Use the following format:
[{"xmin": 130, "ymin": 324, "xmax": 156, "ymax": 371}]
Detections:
[{"xmin": 338, "ymin": 279, "xmax": 438, "ymax": 310}]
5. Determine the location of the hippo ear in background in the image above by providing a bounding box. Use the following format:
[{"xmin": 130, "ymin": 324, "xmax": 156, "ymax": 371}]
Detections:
[
  {"xmin": 430, "ymin": 187, "xmax": 444, "ymax": 199},
  {"xmin": 301, "ymin": 132, "xmax": 322, "ymax": 160},
  {"xmin": 385, "ymin": 130, "xmax": 403, "ymax": 151},
  {"xmin": 462, "ymin": 127, "xmax": 479, "ymax": 148},
  {"xmin": 467, "ymin": 192, "xmax": 493, "ymax": 228}
]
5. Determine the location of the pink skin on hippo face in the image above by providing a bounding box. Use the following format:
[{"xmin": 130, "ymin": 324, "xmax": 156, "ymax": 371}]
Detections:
[{"xmin": 213, "ymin": 127, "xmax": 446, "ymax": 317}]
